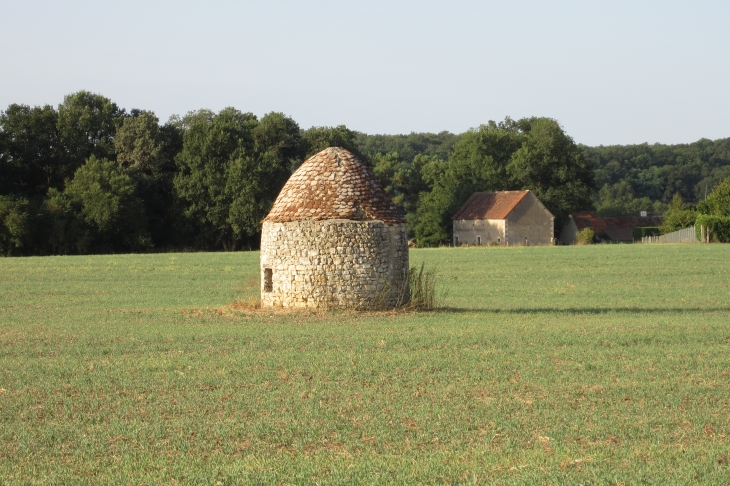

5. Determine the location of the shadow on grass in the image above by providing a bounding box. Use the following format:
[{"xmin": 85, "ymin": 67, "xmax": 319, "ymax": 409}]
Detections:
[{"xmin": 438, "ymin": 306, "xmax": 730, "ymax": 315}]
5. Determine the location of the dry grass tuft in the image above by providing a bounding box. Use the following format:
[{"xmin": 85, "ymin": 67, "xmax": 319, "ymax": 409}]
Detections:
[
  {"xmin": 402, "ymin": 262, "xmax": 440, "ymax": 311},
  {"xmin": 225, "ymin": 296, "xmax": 262, "ymax": 311}
]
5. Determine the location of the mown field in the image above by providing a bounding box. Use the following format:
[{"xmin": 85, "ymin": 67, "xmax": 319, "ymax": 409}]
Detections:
[{"xmin": 1, "ymin": 245, "xmax": 729, "ymax": 485}]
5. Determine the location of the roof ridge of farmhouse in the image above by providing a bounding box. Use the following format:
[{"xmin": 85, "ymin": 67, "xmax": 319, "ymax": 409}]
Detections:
[
  {"xmin": 452, "ymin": 190, "xmax": 532, "ymax": 221},
  {"xmin": 263, "ymin": 147, "xmax": 405, "ymax": 224}
]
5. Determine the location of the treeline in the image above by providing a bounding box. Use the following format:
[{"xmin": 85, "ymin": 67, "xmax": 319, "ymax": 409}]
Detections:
[
  {"xmin": 584, "ymin": 139, "xmax": 730, "ymax": 217},
  {"xmin": 1, "ymin": 91, "xmax": 729, "ymax": 255},
  {"xmin": 660, "ymin": 179, "xmax": 730, "ymax": 241},
  {"xmin": 0, "ymin": 92, "xmax": 366, "ymax": 255}
]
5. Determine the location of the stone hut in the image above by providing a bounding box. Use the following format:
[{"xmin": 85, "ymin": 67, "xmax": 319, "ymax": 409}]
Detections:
[{"xmin": 260, "ymin": 147, "xmax": 409, "ymax": 309}]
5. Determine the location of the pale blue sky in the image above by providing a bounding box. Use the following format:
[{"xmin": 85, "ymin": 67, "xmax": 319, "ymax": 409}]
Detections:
[{"xmin": 1, "ymin": 0, "xmax": 728, "ymax": 146}]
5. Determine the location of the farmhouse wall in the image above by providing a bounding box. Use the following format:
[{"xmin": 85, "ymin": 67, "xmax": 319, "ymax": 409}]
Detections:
[
  {"xmin": 260, "ymin": 220, "xmax": 409, "ymax": 309},
  {"xmin": 505, "ymin": 195, "xmax": 554, "ymax": 245},
  {"xmin": 453, "ymin": 219, "xmax": 505, "ymax": 246}
]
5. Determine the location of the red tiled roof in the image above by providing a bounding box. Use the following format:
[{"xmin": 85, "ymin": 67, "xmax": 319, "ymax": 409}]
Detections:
[
  {"xmin": 263, "ymin": 147, "xmax": 405, "ymax": 224},
  {"xmin": 452, "ymin": 191, "xmax": 530, "ymax": 220},
  {"xmin": 571, "ymin": 211, "xmax": 663, "ymax": 238}
]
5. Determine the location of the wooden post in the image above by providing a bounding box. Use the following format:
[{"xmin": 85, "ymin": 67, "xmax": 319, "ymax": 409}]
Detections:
[{"xmin": 701, "ymin": 225, "xmax": 705, "ymax": 243}]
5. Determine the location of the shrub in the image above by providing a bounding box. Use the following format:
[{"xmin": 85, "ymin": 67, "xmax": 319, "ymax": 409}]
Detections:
[
  {"xmin": 0, "ymin": 195, "xmax": 30, "ymax": 256},
  {"xmin": 406, "ymin": 262, "xmax": 438, "ymax": 310},
  {"xmin": 695, "ymin": 214, "xmax": 730, "ymax": 243},
  {"xmin": 661, "ymin": 194, "xmax": 696, "ymax": 234},
  {"xmin": 577, "ymin": 227, "xmax": 594, "ymax": 245}
]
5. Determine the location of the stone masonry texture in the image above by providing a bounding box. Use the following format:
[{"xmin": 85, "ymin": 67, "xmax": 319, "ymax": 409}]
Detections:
[
  {"xmin": 264, "ymin": 147, "xmax": 405, "ymax": 224},
  {"xmin": 261, "ymin": 220, "xmax": 408, "ymax": 309}
]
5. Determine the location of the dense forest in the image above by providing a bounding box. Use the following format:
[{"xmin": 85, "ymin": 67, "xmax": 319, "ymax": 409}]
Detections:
[{"xmin": 1, "ymin": 91, "xmax": 729, "ymax": 255}]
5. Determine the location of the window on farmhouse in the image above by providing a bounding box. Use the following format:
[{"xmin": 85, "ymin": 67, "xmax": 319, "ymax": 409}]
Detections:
[{"xmin": 264, "ymin": 268, "xmax": 273, "ymax": 292}]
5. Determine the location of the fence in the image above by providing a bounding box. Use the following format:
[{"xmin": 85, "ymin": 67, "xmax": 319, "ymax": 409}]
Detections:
[{"xmin": 642, "ymin": 226, "xmax": 699, "ymax": 244}]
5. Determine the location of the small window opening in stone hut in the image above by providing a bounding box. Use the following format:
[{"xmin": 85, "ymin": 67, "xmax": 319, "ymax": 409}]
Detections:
[{"xmin": 264, "ymin": 268, "xmax": 273, "ymax": 292}]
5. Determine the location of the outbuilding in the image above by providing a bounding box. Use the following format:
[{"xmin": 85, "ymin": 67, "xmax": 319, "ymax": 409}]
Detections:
[
  {"xmin": 452, "ymin": 191, "xmax": 554, "ymax": 246},
  {"xmin": 260, "ymin": 147, "xmax": 409, "ymax": 309},
  {"xmin": 559, "ymin": 211, "xmax": 663, "ymax": 244}
]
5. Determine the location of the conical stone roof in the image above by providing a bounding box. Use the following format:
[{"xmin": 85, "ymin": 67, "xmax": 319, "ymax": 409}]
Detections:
[{"xmin": 263, "ymin": 147, "xmax": 405, "ymax": 224}]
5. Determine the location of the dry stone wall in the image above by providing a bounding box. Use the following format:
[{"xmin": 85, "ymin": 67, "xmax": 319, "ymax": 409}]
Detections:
[{"xmin": 260, "ymin": 220, "xmax": 409, "ymax": 309}]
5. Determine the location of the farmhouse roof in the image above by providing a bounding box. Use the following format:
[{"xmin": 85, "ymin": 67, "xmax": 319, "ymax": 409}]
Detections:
[
  {"xmin": 571, "ymin": 211, "xmax": 663, "ymax": 239},
  {"xmin": 263, "ymin": 147, "xmax": 405, "ymax": 224},
  {"xmin": 452, "ymin": 191, "xmax": 532, "ymax": 220}
]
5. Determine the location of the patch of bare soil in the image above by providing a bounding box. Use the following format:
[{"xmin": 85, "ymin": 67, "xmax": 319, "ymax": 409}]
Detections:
[{"xmin": 183, "ymin": 298, "xmax": 434, "ymax": 320}]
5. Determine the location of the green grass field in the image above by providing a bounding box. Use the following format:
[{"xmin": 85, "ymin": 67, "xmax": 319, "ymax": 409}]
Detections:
[{"xmin": 1, "ymin": 245, "xmax": 729, "ymax": 484}]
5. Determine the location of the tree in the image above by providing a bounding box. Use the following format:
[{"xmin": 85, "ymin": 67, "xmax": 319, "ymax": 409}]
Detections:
[
  {"xmin": 506, "ymin": 117, "xmax": 595, "ymax": 232},
  {"xmin": 355, "ymin": 131, "xmax": 460, "ymax": 164},
  {"xmin": 174, "ymin": 109, "xmax": 300, "ymax": 250},
  {"xmin": 229, "ymin": 111, "xmax": 303, "ymax": 240},
  {"xmin": 0, "ymin": 195, "xmax": 29, "ymax": 255},
  {"xmin": 114, "ymin": 110, "xmax": 183, "ymax": 247},
  {"xmin": 46, "ymin": 156, "xmax": 150, "ymax": 254},
  {"xmin": 582, "ymin": 136, "xmax": 730, "ymax": 212},
  {"xmin": 694, "ymin": 177, "xmax": 730, "ymax": 242},
  {"xmin": 57, "ymin": 91, "xmax": 124, "ymax": 168},
  {"xmin": 0, "ymin": 104, "xmax": 66, "ymax": 197},
  {"xmin": 252, "ymin": 111, "xmax": 304, "ymax": 169},
  {"xmin": 114, "ymin": 110, "xmax": 166, "ymax": 174},
  {"xmin": 660, "ymin": 194, "xmax": 696, "ymax": 234},
  {"xmin": 371, "ymin": 152, "xmax": 440, "ymax": 236},
  {"xmin": 414, "ymin": 120, "xmax": 524, "ymax": 246},
  {"xmin": 372, "ymin": 153, "xmax": 429, "ymax": 211},
  {"xmin": 595, "ymin": 181, "xmax": 666, "ymax": 217},
  {"xmin": 698, "ymin": 176, "xmax": 730, "ymax": 217},
  {"xmin": 301, "ymin": 125, "xmax": 364, "ymax": 163}
]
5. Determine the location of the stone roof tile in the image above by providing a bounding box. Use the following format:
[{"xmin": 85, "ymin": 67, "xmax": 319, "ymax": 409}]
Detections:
[{"xmin": 263, "ymin": 147, "xmax": 405, "ymax": 224}]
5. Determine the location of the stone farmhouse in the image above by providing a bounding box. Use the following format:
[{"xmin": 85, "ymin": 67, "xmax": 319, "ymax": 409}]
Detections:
[
  {"xmin": 452, "ymin": 191, "xmax": 555, "ymax": 246},
  {"xmin": 260, "ymin": 147, "xmax": 409, "ymax": 309},
  {"xmin": 560, "ymin": 211, "xmax": 663, "ymax": 244}
]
